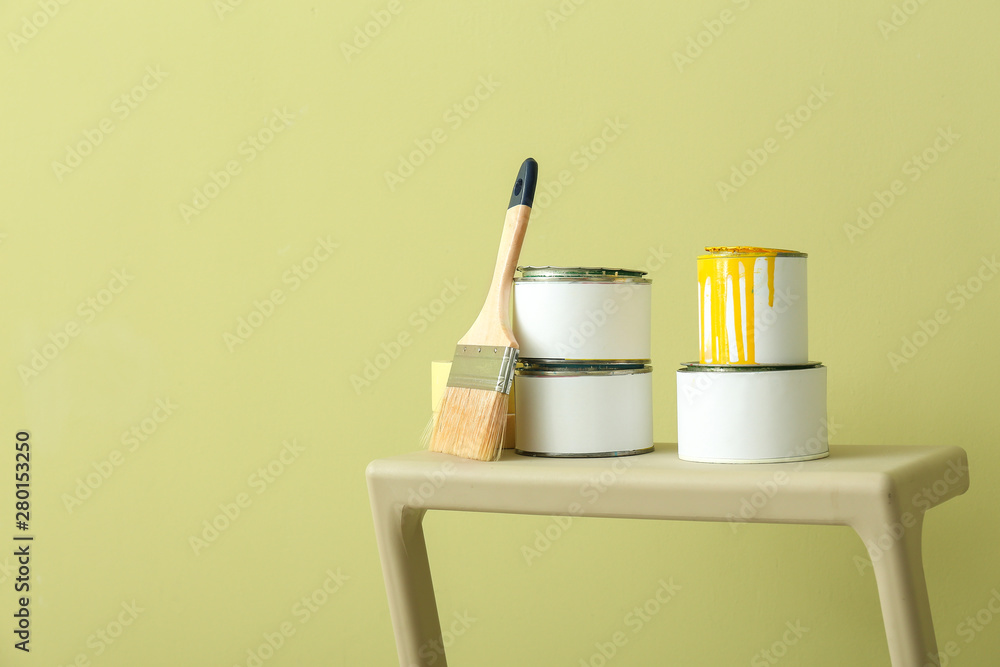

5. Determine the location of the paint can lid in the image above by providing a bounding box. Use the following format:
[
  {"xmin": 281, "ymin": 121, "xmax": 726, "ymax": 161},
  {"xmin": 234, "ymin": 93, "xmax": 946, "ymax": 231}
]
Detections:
[
  {"xmin": 699, "ymin": 246, "xmax": 807, "ymax": 259},
  {"xmin": 515, "ymin": 266, "xmax": 650, "ymax": 283}
]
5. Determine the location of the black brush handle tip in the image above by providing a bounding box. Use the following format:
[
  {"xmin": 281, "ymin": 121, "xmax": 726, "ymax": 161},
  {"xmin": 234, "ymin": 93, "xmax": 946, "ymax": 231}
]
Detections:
[{"xmin": 508, "ymin": 158, "xmax": 538, "ymax": 209}]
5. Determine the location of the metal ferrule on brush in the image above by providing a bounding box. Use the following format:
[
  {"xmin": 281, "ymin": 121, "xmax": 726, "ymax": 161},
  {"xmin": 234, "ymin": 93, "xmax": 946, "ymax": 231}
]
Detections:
[{"xmin": 446, "ymin": 345, "xmax": 519, "ymax": 394}]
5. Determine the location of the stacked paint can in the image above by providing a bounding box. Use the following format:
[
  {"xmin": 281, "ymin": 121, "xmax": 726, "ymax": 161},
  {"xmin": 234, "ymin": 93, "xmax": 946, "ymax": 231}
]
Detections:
[
  {"xmin": 676, "ymin": 247, "xmax": 829, "ymax": 463},
  {"xmin": 512, "ymin": 266, "xmax": 653, "ymax": 457}
]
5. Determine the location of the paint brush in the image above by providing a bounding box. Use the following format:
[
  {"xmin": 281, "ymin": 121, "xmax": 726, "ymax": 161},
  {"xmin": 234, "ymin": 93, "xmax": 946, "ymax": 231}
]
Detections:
[{"xmin": 428, "ymin": 158, "xmax": 537, "ymax": 461}]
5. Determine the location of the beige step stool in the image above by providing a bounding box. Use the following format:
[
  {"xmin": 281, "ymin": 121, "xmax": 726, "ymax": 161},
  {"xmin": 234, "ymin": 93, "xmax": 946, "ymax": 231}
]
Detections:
[{"xmin": 366, "ymin": 444, "xmax": 969, "ymax": 666}]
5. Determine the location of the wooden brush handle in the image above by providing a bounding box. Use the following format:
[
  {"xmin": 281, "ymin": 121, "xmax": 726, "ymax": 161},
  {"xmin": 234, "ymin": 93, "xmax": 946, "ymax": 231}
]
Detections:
[
  {"xmin": 459, "ymin": 159, "xmax": 537, "ymax": 348},
  {"xmin": 459, "ymin": 204, "xmax": 531, "ymax": 347}
]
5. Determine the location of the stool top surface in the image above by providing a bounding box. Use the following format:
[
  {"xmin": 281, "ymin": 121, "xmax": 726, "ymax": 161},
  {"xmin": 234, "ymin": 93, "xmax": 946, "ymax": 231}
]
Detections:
[
  {"xmin": 367, "ymin": 444, "xmax": 969, "ymax": 521},
  {"xmin": 369, "ymin": 443, "xmax": 966, "ymax": 479}
]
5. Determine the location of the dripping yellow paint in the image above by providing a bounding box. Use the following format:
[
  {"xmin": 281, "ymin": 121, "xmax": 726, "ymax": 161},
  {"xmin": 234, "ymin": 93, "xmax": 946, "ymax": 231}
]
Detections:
[{"xmin": 698, "ymin": 247, "xmax": 793, "ymax": 364}]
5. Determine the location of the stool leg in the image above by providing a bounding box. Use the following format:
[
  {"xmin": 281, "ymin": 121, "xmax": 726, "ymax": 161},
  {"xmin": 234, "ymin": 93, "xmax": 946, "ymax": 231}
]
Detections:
[
  {"xmin": 853, "ymin": 511, "xmax": 937, "ymax": 666},
  {"xmin": 370, "ymin": 500, "xmax": 446, "ymax": 667}
]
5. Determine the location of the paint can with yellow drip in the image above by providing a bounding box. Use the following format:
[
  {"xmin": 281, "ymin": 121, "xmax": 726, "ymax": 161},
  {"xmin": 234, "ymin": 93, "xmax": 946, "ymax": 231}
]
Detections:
[
  {"xmin": 697, "ymin": 247, "xmax": 808, "ymax": 365},
  {"xmin": 678, "ymin": 247, "xmax": 829, "ymax": 464}
]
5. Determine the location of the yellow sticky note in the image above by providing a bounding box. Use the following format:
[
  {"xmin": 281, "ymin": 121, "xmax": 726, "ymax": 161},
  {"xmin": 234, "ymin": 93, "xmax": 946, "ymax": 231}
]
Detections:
[{"xmin": 431, "ymin": 361, "xmax": 451, "ymax": 412}]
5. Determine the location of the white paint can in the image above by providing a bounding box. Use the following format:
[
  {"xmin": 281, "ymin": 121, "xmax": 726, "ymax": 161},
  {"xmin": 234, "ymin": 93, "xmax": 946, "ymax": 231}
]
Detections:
[
  {"xmin": 515, "ymin": 363, "xmax": 653, "ymax": 457},
  {"xmin": 676, "ymin": 363, "xmax": 829, "ymax": 463},
  {"xmin": 513, "ymin": 267, "xmax": 651, "ymax": 362}
]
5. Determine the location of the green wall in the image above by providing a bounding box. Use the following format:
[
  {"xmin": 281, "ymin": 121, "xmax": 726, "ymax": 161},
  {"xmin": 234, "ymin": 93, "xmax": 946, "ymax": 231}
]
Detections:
[{"xmin": 1, "ymin": 1, "xmax": 997, "ymax": 665}]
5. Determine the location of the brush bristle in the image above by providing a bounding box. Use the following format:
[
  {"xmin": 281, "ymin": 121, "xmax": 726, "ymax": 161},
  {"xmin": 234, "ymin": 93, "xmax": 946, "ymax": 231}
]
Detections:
[{"xmin": 428, "ymin": 386, "xmax": 509, "ymax": 461}]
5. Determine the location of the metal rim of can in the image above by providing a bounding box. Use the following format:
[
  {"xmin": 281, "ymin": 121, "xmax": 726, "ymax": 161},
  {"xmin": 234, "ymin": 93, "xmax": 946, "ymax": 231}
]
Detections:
[
  {"xmin": 678, "ymin": 361, "xmax": 823, "ymax": 372},
  {"xmin": 518, "ymin": 357, "xmax": 651, "ymax": 367},
  {"xmin": 515, "ymin": 266, "xmax": 651, "ymax": 284},
  {"xmin": 515, "ymin": 446, "xmax": 655, "ymax": 458},
  {"xmin": 516, "ymin": 361, "xmax": 652, "ymax": 377}
]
